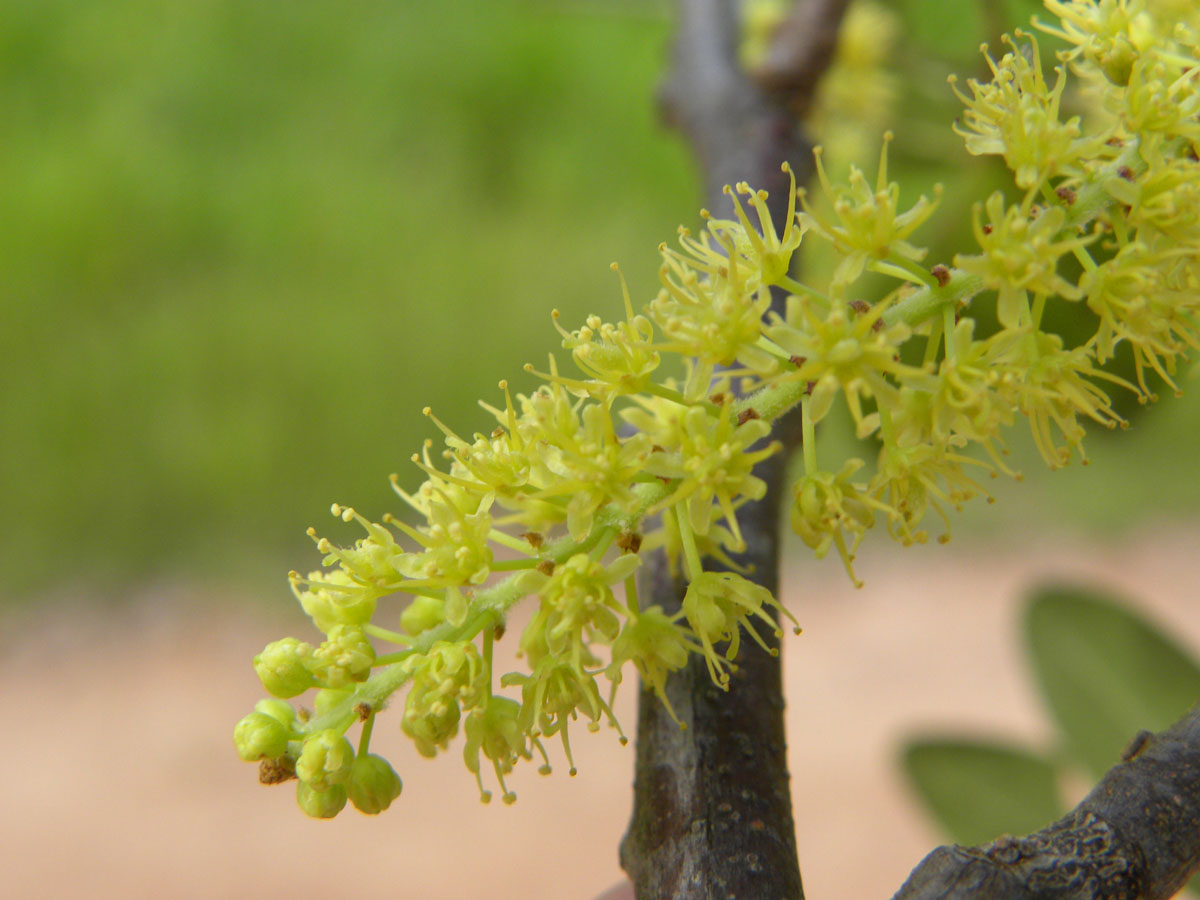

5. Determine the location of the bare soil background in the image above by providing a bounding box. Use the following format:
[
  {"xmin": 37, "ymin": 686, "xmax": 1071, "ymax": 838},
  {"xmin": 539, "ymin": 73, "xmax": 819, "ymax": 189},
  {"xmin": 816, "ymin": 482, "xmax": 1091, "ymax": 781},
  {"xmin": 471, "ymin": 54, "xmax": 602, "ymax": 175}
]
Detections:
[{"xmin": 4, "ymin": 524, "xmax": 1199, "ymax": 900}]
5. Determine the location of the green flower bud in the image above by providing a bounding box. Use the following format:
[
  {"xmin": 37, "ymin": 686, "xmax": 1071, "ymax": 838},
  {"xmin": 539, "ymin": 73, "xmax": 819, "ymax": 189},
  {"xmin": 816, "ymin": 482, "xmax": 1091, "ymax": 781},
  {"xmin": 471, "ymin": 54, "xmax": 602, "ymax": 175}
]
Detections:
[
  {"xmin": 400, "ymin": 594, "xmax": 445, "ymax": 635},
  {"xmin": 254, "ymin": 638, "xmax": 317, "ymax": 698},
  {"xmin": 254, "ymin": 698, "xmax": 298, "ymax": 727},
  {"xmin": 345, "ymin": 753, "xmax": 403, "ymax": 815},
  {"xmin": 233, "ymin": 711, "xmax": 291, "ymax": 762},
  {"xmin": 296, "ymin": 780, "xmax": 347, "ymax": 819},
  {"xmin": 295, "ymin": 729, "xmax": 355, "ymax": 791}
]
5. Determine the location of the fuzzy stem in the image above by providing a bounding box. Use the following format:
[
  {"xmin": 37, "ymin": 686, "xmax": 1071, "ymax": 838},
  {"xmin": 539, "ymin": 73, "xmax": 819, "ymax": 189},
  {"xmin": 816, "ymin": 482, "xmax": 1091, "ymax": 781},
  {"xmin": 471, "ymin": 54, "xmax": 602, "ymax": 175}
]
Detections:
[{"xmin": 801, "ymin": 396, "xmax": 817, "ymax": 474}]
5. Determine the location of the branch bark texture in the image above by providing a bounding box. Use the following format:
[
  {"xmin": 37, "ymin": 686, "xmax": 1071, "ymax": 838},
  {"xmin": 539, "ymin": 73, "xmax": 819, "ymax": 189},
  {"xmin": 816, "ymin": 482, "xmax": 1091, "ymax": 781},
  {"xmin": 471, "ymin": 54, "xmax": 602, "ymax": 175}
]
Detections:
[
  {"xmin": 619, "ymin": 2, "xmax": 846, "ymax": 898},
  {"xmin": 893, "ymin": 705, "xmax": 1200, "ymax": 900}
]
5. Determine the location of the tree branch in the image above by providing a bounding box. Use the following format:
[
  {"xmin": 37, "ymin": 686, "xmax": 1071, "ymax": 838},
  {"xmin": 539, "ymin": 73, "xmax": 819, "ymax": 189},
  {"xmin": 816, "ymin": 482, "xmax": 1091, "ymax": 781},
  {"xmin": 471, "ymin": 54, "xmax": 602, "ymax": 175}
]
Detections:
[
  {"xmin": 892, "ymin": 704, "xmax": 1200, "ymax": 900},
  {"xmin": 619, "ymin": 2, "xmax": 844, "ymax": 898},
  {"xmin": 751, "ymin": 0, "xmax": 850, "ymax": 117}
]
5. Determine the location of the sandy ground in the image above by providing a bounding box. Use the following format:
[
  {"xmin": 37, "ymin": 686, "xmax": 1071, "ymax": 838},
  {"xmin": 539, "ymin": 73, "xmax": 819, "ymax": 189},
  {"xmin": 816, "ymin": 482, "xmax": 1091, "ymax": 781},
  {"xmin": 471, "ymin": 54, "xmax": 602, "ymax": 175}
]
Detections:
[{"xmin": 3, "ymin": 524, "xmax": 1199, "ymax": 900}]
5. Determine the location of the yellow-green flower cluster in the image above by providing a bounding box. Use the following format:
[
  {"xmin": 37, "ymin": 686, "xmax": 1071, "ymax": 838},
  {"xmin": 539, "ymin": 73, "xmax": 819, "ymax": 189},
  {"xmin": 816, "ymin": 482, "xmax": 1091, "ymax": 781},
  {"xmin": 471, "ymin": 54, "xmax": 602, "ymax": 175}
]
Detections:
[
  {"xmin": 237, "ymin": 0, "xmax": 1200, "ymax": 817},
  {"xmin": 235, "ymin": 158, "xmax": 808, "ymax": 816}
]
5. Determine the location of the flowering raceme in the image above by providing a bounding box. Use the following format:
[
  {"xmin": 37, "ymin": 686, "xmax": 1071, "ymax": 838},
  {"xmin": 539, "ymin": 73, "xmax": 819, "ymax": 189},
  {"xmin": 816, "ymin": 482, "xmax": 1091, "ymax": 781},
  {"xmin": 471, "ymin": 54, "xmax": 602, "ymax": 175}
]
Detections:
[{"xmin": 236, "ymin": 0, "xmax": 1200, "ymax": 818}]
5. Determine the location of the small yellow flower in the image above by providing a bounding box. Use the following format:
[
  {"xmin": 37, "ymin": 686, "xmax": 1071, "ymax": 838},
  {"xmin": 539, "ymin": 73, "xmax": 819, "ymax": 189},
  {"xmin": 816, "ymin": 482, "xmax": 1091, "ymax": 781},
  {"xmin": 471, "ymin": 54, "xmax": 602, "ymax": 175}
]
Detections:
[
  {"xmin": 767, "ymin": 294, "xmax": 920, "ymax": 435},
  {"xmin": 950, "ymin": 34, "xmax": 1103, "ymax": 190},
  {"xmin": 798, "ymin": 133, "xmax": 940, "ymax": 285},
  {"xmin": 996, "ymin": 331, "xmax": 1129, "ymax": 467},
  {"xmin": 954, "ymin": 192, "xmax": 1091, "ymax": 329},
  {"xmin": 606, "ymin": 605, "xmax": 695, "ymax": 726},
  {"xmin": 681, "ymin": 571, "xmax": 797, "ymax": 687},
  {"xmin": 551, "ymin": 265, "xmax": 661, "ymax": 396},
  {"xmin": 790, "ymin": 459, "xmax": 890, "ymax": 587},
  {"xmin": 463, "ymin": 696, "xmax": 530, "ymax": 805},
  {"xmin": 640, "ymin": 404, "xmax": 780, "ymax": 552}
]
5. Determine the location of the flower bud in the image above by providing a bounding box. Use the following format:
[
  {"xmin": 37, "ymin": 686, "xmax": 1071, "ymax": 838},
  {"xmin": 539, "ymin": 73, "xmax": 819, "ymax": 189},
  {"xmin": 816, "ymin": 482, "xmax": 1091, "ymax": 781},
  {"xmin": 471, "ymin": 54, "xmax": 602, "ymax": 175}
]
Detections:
[
  {"xmin": 296, "ymin": 781, "xmax": 347, "ymax": 819},
  {"xmin": 345, "ymin": 753, "xmax": 403, "ymax": 814},
  {"xmin": 295, "ymin": 729, "xmax": 355, "ymax": 791},
  {"xmin": 400, "ymin": 594, "xmax": 445, "ymax": 635},
  {"xmin": 233, "ymin": 712, "xmax": 291, "ymax": 762},
  {"xmin": 254, "ymin": 638, "xmax": 317, "ymax": 698},
  {"xmin": 254, "ymin": 698, "xmax": 298, "ymax": 727}
]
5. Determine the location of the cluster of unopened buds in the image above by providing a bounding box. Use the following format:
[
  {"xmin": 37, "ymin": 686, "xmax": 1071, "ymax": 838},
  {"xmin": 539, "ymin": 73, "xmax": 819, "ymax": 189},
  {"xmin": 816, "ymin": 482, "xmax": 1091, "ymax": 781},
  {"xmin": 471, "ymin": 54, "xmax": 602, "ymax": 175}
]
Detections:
[{"xmin": 236, "ymin": 0, "xmax": 1200, "ymax": 817}]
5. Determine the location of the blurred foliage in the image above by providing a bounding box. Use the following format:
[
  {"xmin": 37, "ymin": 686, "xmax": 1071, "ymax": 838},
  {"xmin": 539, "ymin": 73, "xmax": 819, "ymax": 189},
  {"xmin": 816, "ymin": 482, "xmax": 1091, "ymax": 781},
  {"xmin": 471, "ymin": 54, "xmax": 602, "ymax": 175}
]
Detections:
[
  {"xmin": 903, "ymin": 584, "xmax": 1200, "ymax": 889},
  {"xmin": 0, "ymin": 0, "xmax": 695, "ymax": 599},
  {"xmin": 1026, "ymin": 586, "xmax": 1200, "ymax": 780},
  {"xmin": 3, "ymin": 0, "xmax": 1198, "ymax": 601},
  {"xmin": 903, "ymin": 740, "xmax": 1061, "ymax": 845}
]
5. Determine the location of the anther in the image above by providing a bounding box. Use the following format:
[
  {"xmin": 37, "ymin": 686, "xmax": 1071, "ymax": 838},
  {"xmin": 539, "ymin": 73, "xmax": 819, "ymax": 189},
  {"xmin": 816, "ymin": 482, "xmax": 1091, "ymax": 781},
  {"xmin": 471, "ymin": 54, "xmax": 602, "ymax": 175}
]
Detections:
[
  {"xmin": 616, "ymin": 531, "xmax": 643, "ymax": 554},
  {"xmin": 931, "ymin": 264, "xmax": 951, "ymax": 287}
]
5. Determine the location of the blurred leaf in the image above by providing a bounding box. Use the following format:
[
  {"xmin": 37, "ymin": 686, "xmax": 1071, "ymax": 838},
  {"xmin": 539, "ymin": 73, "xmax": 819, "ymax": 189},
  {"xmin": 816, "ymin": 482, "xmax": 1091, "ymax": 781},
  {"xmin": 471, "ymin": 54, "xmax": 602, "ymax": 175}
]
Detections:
[
  {"xmin": 902, "ymin": 739, "xmax": 1062, "ymax": 845},
  {"xmin": 1024, "ymin": 584, "xmax": 1200, "ymax": 779}
]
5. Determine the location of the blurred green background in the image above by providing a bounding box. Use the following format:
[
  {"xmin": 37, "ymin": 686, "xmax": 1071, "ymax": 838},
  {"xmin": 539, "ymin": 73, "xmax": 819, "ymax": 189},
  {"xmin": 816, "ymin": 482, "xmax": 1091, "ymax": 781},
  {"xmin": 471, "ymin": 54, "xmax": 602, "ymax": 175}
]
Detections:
[{"xmin": 4, "ymin": 0, "xmax": 1198, "ymax": 605}]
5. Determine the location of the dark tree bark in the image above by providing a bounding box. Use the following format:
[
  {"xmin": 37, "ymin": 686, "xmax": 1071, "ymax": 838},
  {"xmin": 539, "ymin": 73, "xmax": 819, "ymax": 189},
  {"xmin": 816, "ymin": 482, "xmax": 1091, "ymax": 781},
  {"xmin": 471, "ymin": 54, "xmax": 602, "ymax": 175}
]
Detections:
[
  {"xmin": 619, "ymin": 2, "xmax": 847, "ymax": 898},
  {"xmin": 893, "ymin": 704, "xmax": 1200, "ymax": 900}
]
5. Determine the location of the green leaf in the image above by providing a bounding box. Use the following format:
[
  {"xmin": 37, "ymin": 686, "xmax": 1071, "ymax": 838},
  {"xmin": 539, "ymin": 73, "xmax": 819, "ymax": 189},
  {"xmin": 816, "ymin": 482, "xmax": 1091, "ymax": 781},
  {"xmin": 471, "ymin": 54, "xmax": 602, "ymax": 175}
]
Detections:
[
  {"xmin": 901, "ymin": 739, "xmax": 1062, "ymax": 845},
  {"xmin": 1024, "ymin": 584, "xmax": 1200, "ymax": 779}
]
